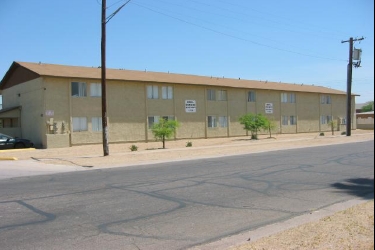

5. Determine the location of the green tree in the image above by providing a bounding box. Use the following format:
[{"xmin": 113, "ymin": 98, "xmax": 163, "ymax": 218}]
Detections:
[
  {"xmin": 328, "ymin": 120, "xmax": 337, "ymax": 135},
  {"xmin": 361, "ymin": 101, "xmax": 374, "ymax": 112},
  {"xmin": 239, "ymin": 113, "xmax": 268, "ymax": 140},
  {"xmin": 151, "ymin": 119, "xmax": 179, "ymax": 149},
  {"xmin": 263, "ymin": 117, "xmax": 277, "ymax": 138}
]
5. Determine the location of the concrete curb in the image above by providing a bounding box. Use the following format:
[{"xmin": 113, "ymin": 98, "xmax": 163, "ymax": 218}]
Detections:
[
  {"xmin": 189, "ymin": 194, "xmax": 374, "ymax": 250},
  {"xmin": 0, "ymin": 157, "xmax": 18, "ymax": 161},
  {"xmin": 0, "ymin": 148, "xmax": 35, "ymax": 160},
  {"xmin": 0, "ymin": 148, "xmax": 35, "ymax": 153}
]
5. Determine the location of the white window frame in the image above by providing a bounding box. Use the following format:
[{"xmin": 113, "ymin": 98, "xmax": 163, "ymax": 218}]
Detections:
[
  {"xmin": 147, "ymin": 86, "xmax": 159, "ymax": 99},
  {"xmin": 92, "ymin": 117, "xmax": 102, "ymax": 132},
  {"xmin": 290, "ymin": 116, "xmax": 297, "ymax": 125},
  {"xmin": 162, "ymin": 116, "xmax": 175, "ymax": 121},
  {"xmin": 72, "ymin": 117, "xmax": 87, "ymax": 132},
  {"xmin": 207, "ymin": 116, "xmax": 218, "ymax": 128},
  {"xmin": 148, "ymin": 116, "xmax": 160, "ymax": 129},
  {"xmin": 218, "ymin": 116, "xmax": 228, "ymax": 128},
  {"xmin": 248, "ymin": 91, "xmax": 256, "ymax": 102},
  {"xmin": 90, "ymin": 83, "xmax": 102, "ymax": 97},
  {"xmin": 207, "ymin": 89, "xmax": 216, "ymax": 101},
  {"xmin": 281, "ymin": 93, "xmax": 288, "ymax": 103},
  {"xmin": 282, "ymin": 116, "xmax": 289, "ymax": 125},
  {"xmin": 162, "ymin": 86, "xmax": 173, "ymax": 100},
  {"xmin": 321, "ymin": 115, "xmax": 332, "ymax": 124},
  {"xmin": 327, "ymin": 115, "xmax": 332, "ymax": 123},
  {"xmin": 289, "ymin": 93, "xmax": 296, "ymax": 103},
  {"xmin": 217, "ymin": 90, "xmax": 227, "ymax": 101},
  {"xmin": 321, "ymin": 95, "xmax": 332, "ymax": 104},
  {"xmin": 71, "ymin": 82, "xmax": 87, "ymax": 97}
]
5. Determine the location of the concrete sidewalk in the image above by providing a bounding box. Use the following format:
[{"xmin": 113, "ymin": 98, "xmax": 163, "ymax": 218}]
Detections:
[{"xmin": 0, "ymin": 130, "xmax": 373, "ymax": 179}]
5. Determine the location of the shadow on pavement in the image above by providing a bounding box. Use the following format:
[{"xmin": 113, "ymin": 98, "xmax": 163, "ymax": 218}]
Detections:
[{"xmin": 331, "ymin": 178, "xmax": 374, "ymax": 199}]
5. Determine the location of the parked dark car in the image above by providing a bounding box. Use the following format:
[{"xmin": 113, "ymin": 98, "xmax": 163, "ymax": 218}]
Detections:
[{"xmin": 0, "ymin": 133, "xmax": 34, "ymax": 150}]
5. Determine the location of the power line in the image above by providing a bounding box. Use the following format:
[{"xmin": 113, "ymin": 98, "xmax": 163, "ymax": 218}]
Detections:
[
  {"xmin": 214, "ymin": 0, "xmax": 351, "ymax": 38},
  {"xmin": 132, "ymin": 2, "xmax": 346, "ymax": 62},
  {"xmin": 106, "ymin": 0, "xmax": 132, "ymax": 23}
]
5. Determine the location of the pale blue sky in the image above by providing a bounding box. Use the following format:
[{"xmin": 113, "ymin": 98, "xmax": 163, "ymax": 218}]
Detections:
[{"xmin": 0, "ymin": 0, "xmax": 373, "ymax": 104}]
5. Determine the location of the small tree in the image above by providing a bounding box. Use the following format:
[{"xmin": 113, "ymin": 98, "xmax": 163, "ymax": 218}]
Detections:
[
  {"xmin": 239, "ymin": 113, "xmax": 268, "ymax": 140},
  {"xmin": 263, "ymin": 117, "xmax": 277, "ymax": 138},
  {"xmin": 328, "ymin": 120, "xmax": 337, "ymax": 135},
  {"xmin": 151, "ymin": 119, "xmax": 179, "ymax": 149}
]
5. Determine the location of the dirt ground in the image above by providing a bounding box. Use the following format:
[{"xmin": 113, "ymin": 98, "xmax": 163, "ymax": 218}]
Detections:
[
  {"xmin": 230, "ymin": 200, "xmax": 374, "ymax": 250},
  {"xmin": 1, "ymin": 130, "xmax": 374, "ymax": 249}
]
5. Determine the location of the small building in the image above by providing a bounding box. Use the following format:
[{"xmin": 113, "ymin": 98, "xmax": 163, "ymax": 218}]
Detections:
[{"xmin": 0, "ymin": 61, "xmax": 357, "ymax": 148}]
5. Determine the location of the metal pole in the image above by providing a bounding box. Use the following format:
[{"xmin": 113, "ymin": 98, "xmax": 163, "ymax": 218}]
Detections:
[{"xmin": 101, "ymin": 0, "xmax": 109, "ymax": 156}]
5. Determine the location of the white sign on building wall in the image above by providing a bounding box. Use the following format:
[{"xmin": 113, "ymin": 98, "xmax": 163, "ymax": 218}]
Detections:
[
  {"xmin": 185, "ymin": 100, "xmax": 196, "ymax": 113},
  {"xmin": 265, "ymin": 103, "xmax": 273, "ymax": 114},
  {"xmin": 45, "ymin": 110, "xmax": 54, "ymax": 116}
]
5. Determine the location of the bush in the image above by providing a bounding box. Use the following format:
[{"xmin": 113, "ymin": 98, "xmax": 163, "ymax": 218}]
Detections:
[
  {"xmin": 130, "ymin": 145, "xmax": 138, "ymax": 151},
  {"xmin": 251, "ymin": 134, "xmax": 258, "ymax": 140},
  {"xmin": 319, "ymin": 132, "xmax": 325, "ymax": 136},
  {"xmin": 186, "ymin": 141, "xmax": 193, "ymax": 147},
  {"xmin": 341, "ymin": 131, "xmax": 346, "ymax": 135}
]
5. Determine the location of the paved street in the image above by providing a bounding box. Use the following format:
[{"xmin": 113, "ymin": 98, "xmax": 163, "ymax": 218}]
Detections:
[{"xmin": 0, "ymin": 141, "xmax": 373, "ymax": 250}]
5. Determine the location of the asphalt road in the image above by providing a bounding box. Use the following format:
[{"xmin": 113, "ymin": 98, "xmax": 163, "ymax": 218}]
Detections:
[{"xmin": 0, "ymin": 141, "xmax": 373, "ymax": 250}]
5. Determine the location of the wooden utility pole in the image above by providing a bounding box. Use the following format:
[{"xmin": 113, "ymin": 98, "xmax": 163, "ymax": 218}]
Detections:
[
  {"xmin": 101, "ymin": 0, "xmax": 109, "ymax": 156},
  {"xmin": 341, "ymin": 37, "xmax": 364, "ymax": 137}
]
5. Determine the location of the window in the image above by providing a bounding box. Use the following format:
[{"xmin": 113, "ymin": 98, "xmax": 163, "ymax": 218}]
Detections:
[
  {"xmin": 321, "ymin": 115, "xmax": 332, "ymax": 124},
  {"xmin": 248, "ymin": 91, "xmax": 256, "ymax": 102},
  {"xmin": 72, "ymin": 117, "xmax": 87, "ymax": 131},
  {"xmin": 281, "ymin": 93, "xmax": 288, "ymax": 103},
  {"xmin": 148, "ymin": 116, "xmax": 160, "ymax": 129},
  {"xmin": 147, "ymin": 86, "xmax": 159, "ymax": 99},
  {"xmin": 207, "ymin": 89, "xmax": 216, "ymax": 101},
  {"xmin": 92, "ymin": 117, "xmax": 102, "ymax": 132},
  {"xmin": 340, "ymin": 118, "xmax": 347, "ymax": 125},
  {"xmin": 289, "ymin": 93, "xmax": 296, "ymax": 103},
  {"xmin": 290, "ymin": 116, "xmax": 297, "ymax": 125},
  {"xmin": 321, "ymin": 95, "xmax": 332, "ymax": 104},
  {"xmin": 327, "ymin": 115, "xmax": 332, "ymax": 123},
  {"xmin": 207, "ymin": 116, "xmax": 218, "ymax": 128},
  {"xmin": 218, "ymin": 116, "xmax": 228, "ymax": 127},
  {"xmin": 162, "ymin": 116, "xmax": 175, "ymax": 121},
  {"xmin": 1, "ymin": 118, "xmax": 18, "ymax": 128},
  {"xmin": 282, "ymin": 116, "xmax": 289, "ymax": 125},
  {"xmin": 71, "ymin": 82, "xmax": 87, "ymax": 97},
  {"xmin": 90, "ymin": 83, "xmax": 102, "ymax": 97},
  {"xmin": 162, "ymin": 86, "xmax": 173, "ymax": 99},
  {"xmin": 217, "ymin": 90, "xmax": 227, "ymax": 101}
]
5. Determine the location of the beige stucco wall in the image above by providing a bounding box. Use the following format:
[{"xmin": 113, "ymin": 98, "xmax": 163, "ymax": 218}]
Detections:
[
  {"xmin": 296, "ymin": 93, "xmax": 320, "ymax": 133},
  {"xmin": 1, "ymin": 78, "xmax": 45, "ymax": 147},
  {"xmin": 229, "ymin": 89, "xmax": 247, "ymax": 136},
  {"xmin": 2, "ymin": 76, "xmax": 355, "ymax": 148},
  {"xmin": 174, "ymin": 85, "xmax": 206, "ymax": 139}
]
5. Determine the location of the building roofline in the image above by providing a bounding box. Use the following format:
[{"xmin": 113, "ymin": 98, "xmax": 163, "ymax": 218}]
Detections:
[
  {"xmin": 1, "ymin": 61, "xmax": 358, "ymax": 96},
  {"xmin": 0, "ymin": 106, "xmax": 21, "ymax": 114}
]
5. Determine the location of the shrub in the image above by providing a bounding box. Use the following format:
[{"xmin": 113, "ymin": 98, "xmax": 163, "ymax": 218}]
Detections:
[
  {"xmin": 186, "ymin": 141, "xmax": 193, "ymax": 147},
  {"xmin": 130, "ymin": 145, "xmax": 138, "ymax": 151},
  {"xmin": 319, "ymin": 132, "xmax": 325, "ymax": 136},
  {"xmin": 341, "ymin": 131, "xmax": 346, "ymax": 135}
]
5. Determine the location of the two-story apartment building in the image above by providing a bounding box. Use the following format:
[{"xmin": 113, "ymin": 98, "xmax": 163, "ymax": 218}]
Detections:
[{"xmin": 0, "ymin": 61, "xmax": 356, "ymax": 148}]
